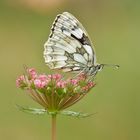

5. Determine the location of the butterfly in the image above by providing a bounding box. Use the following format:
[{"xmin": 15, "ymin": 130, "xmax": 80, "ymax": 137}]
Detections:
[{"xmin": 44, "ymin": 12, "xmax": 119, "ymax": 76}]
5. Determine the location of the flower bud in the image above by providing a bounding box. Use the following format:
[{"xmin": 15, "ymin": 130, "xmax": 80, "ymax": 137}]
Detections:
[
  {"xmin": 16, "ymin": 75, "xmax": 26, "ymax": 89},
  {"xmin": 27, "ymin": 68, "xmax": 37, "ymax": 79}
]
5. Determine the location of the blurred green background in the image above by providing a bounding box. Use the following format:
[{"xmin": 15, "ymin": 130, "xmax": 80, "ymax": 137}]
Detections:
[{"xmin": 0, "ymin": 0, "xmax": 140, "ymax": 140}]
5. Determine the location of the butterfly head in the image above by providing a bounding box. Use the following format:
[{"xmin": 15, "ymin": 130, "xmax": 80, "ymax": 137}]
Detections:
[
  {"xmin": 95, "ymin": 64, "xmax": 104, "ymax": 72},
  {"xmin": 95, "ymin": 63, "xmax": 119, "ymax": 73},
  {"xmin": 89, "ymin": 63, "xmax": 119, "ymax": 76},
  {"xmin": 87, "ymin": 64, "xmax": 104, "ymax": 76}
]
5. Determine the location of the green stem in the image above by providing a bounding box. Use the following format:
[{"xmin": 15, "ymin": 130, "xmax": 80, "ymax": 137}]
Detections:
[{"xmin": 51, "ymin": 114, "xmax": 57, "ymax": 140}]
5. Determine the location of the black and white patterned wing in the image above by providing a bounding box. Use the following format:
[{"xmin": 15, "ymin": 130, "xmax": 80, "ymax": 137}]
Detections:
[{"xmin": 44, "ymin": 12, "xmax": 96, "ymax": 72}]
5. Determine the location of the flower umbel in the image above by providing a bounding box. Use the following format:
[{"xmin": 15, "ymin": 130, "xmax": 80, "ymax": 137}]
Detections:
[{"xmin": 16, "ymin": 68, "xmax": 95, "ymax": 113}]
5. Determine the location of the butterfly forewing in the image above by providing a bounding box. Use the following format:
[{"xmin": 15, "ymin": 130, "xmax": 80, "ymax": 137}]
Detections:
[{"xmin": 44, "ymin": 12, "xmax": 96, "ymax": 73}]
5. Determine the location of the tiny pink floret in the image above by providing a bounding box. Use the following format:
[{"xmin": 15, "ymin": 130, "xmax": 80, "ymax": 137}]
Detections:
[
  {"xmin": 69, "ymin": 79, "xmax": 79, "ymax": 85},
  {"xmin": 52, "ymin": 74, "xmax": 62, "ymax": 80},
  {"xmin": 16, "ymin": 75, "xmax": 25, "ymax": 87},
  {"xmin": 34, "ymin": 79, "xmax": 47, "ymax": 88},
  {"xmin": 38, "ymin": 74, "xmax": 48, "ymax": 81},
  {"xmin": 47, "ymin": 74, "xmax": 52, "ymax": 79},
  {"xmin": 88, "ymin": 82, "xmax": 95, "ymax": 88},
  {"xmin": 56, "ymin": 81, "xmax": 67, "ymax": 88},
  {"xmin": 27, "ymin": 68, "xmax": 37, "ymax": 79},
  {"xmin": 77, "ymin": 73, "xmax": 87, "ymax": 81}
]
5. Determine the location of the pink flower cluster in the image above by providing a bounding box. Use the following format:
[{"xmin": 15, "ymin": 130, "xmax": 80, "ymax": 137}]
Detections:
[
  {"xmin": 82, "ymin": 82, "xmax": 95, "ymax": 91},
  {"xmin": 16, "ymin": 68, "xmax": 95, "ymax": 92},
  {"xmin": 34, "ymin": 74, "xmax": 48, "ymax": 88},
  {"xmin": 16, "ymin": 67, "xmax": 96, "ymax": 110}
]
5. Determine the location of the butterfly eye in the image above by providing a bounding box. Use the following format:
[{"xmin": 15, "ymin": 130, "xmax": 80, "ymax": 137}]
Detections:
[{"xmin": 97, "ymin": 65, "xmax": 102, "ymax": 71}]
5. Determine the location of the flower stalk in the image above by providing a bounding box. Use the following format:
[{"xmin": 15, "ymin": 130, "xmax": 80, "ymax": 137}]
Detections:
[{"xmin": 52, "ymin": 114, "xmax": 57, "ymax": 140}]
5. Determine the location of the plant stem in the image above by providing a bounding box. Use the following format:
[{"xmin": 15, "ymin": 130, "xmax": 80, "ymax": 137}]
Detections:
[{"xmin": 51, "ymin": 114, "xmax": 57, "ymax": 140}]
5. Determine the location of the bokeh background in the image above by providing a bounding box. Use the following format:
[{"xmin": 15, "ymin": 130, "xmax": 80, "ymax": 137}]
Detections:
[{"xmin": 0, "ymin": 0, "xmax": 140, "ymax": 140}]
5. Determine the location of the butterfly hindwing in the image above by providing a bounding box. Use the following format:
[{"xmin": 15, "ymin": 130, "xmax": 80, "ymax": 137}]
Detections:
[{"xmin": 44, "ymin": 12, "xmax": 96, "ymax": 73}]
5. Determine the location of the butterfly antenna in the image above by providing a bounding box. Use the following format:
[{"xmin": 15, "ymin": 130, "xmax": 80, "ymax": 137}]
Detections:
[{"xmin": 102, "ymin": 64, "xmax": 120, "ymax": 69}]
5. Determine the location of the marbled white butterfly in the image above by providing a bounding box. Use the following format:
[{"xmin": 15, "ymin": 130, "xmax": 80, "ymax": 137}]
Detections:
[{"xmin": 44, "ymin": 12, "xmax": 119, "ymax": 76}]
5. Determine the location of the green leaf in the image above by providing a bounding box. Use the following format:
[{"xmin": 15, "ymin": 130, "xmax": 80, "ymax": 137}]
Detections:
[
  {"xmin": 16, "ymin": 105, "xmax": 97, "ymax": 118},
  {"xmin": 16, "ymin": 105, "xmax": 58, "ymax": 115},
  {"xmin": 16, "ymin": 105, "xmax": 47, "ymax": 115},
  {"xmin": 59, "ymin": 110, "xmax": 96, "ymax": 118}
]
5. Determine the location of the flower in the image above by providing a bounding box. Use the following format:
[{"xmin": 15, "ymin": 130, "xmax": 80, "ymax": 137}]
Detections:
[
  {"xmin": 34, "ymin": 78, "xmax": 47, "ymax": 88},
  {"xmin": 38, "ymin": 74, "xmax": 48, "ymax": 81},
  {"xmin": 88, "ymin": 81, "xmax": 95, "ymax": 88},
  {"xmin": 56, "ymin": 81, "xmax": 67, "ymax": 88},
  {"xmin": 69, "ymin": 79, "xmax": 79, "ymax": 85},
  {"xmin": 16, "ymin": 75, "xmax": 25, "ymax": 87},
  {"xmin": 16, "ymin": 68, "xmax": 95, "ymax": 112},
  {"xmin": 52, "ymin": 74, "xmax": 62, "ymax": 81},
  {"xmin": 27, "ymin": 68, "xmax": 37, "ymax": 79}
]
